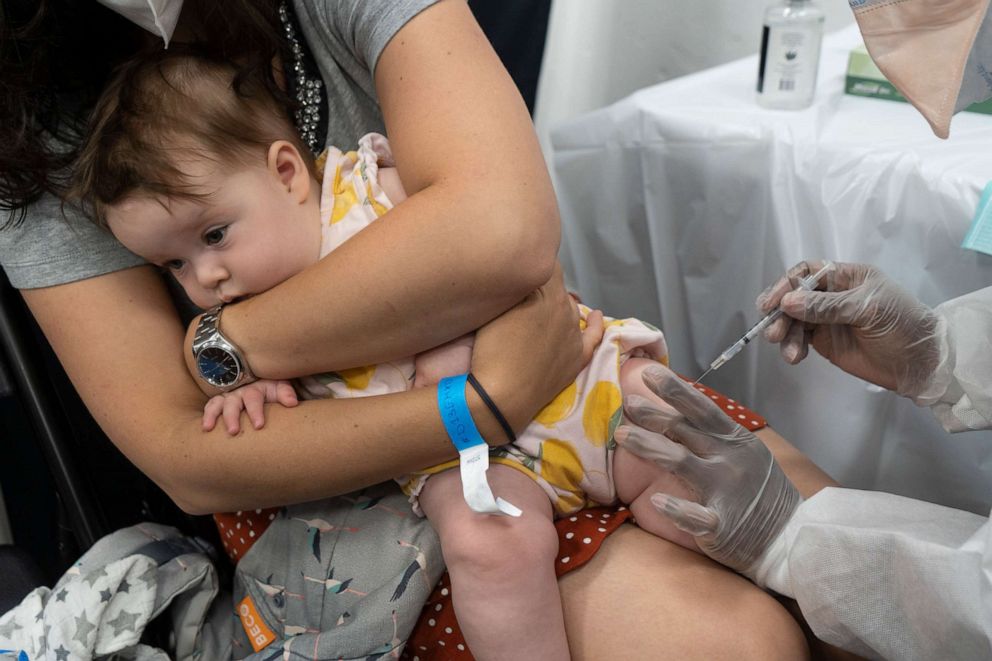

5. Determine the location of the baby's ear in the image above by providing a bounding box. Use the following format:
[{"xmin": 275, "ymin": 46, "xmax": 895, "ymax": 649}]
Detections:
[{"xmin": 267, "ymin": 140, "xmax": 311, "ymax": 203}]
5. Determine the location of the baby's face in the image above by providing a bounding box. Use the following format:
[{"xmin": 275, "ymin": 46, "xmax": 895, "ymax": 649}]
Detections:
[{"xmin": 107, "ymin": 158, "xmax": 321, "ymax": 310}]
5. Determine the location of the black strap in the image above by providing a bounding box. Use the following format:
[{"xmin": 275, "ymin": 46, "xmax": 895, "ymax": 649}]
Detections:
[{"xmin": 466, "ymin": 373, "xmax": 516, "ymax": 444}]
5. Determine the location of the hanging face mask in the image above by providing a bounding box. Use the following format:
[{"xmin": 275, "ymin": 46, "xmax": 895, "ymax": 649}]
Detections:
[
  {"xmin": 95, "ymin": 0, "xmax": 184, "ymax": 48},
  {"xmin": 851, "ymin": 0, "xmax": 992, "ymax": 138}
]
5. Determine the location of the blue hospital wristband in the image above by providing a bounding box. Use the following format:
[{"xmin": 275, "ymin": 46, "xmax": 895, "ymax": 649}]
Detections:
[
  {"xmin": 437, "ymin": 374, "xmax": 488, "ymax": 451},
  {"xmin": 437, "ymin": 375, "xmax": 521, "ymax": 516}
]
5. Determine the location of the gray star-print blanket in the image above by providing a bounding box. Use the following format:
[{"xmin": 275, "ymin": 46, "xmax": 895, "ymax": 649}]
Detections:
[{"xmin": 0, "ymin": 523, "xmax": 230, "ymax": 660}]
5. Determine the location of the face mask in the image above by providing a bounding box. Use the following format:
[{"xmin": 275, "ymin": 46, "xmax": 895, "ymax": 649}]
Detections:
[
  {"xmin": 95, "ymin": 0, "xmax": 184, "ymax": 48},
  {"xmin": 851, "ymin": 0, "xmax": 992, "ymax": 138}
]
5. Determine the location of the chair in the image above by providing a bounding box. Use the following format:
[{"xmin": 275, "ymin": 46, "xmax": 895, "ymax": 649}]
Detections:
[{"xmin": 0, "ymin": 272, "xmax": 222, "ymax": 602}]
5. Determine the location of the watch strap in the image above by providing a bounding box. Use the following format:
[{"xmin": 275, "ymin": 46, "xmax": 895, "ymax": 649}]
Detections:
[
  {"xmin": 192, "ymin": 305, "xmax": 255, "ymax": 387},
  {"xmin": 192, "ymin": 306, "xmax": 224, "ymax": 354}
]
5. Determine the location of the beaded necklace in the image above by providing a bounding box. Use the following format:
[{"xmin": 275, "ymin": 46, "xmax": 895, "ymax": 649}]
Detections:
[{"xmin": 278, "ymin": 2, "xmax": 327, "ymax": 155}]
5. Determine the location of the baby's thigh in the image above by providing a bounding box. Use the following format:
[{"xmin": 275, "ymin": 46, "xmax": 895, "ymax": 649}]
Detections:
[
  {"xmin": 615, "ymin": 357, "xmax": 698, "ymax": 549},
  {"xmin": 613, "ymin": 446, "xmax": 699, "ymax": 551},
  {"xmin": 419, "ymin": 465, "xmax": 559, "ymax": 573}
]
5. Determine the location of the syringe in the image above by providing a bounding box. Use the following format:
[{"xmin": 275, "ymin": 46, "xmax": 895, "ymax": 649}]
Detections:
[{"xmin": 695, "ymin": 261, "xmax": 835, "ymax": 384}]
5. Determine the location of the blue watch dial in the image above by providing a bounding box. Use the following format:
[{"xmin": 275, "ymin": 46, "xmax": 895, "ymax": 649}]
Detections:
[{"xmin": 197, "ymin": 347, "xmax": 240, "ymax": 386}]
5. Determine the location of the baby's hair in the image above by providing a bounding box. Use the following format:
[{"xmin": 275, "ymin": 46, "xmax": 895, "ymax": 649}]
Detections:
[{"xmin": 70, "ymin": 46, "xmax": 314, "ymax": 227}]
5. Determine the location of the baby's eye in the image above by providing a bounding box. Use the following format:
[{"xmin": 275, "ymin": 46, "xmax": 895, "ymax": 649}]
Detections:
[
  {"xmin": 204, "ymin": 226, "xmax": 228, "ymax": 246},
  {"xmin": 164, "ymin": 259, "xmax": 185, "ymax": 271}
]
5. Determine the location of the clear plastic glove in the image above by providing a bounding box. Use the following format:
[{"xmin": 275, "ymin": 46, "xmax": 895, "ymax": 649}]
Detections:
[
  {"xmin": 616, "ymin": 364, "xmax": 801, "ymax": 575},
  {"xmin": 757, "ymin": 261, "xmax": 943, "ymax": 399}
]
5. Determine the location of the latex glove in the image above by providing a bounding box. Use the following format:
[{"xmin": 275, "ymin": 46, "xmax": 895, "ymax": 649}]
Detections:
[
  {"xmin": 617, "ymin": 365, "xmax": 801, "ymax": 575},
  {"xmin": 758, "ymin": 261, "xmax": 942, "ymax": 399}
]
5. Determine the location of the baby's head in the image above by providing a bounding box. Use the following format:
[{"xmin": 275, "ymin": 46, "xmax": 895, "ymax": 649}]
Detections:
[{"xmin": 72, "ymin": 48, "xmax": 322, "ymax": 309}]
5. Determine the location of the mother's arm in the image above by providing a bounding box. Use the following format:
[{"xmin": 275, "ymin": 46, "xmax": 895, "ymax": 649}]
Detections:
[
  {"xmin": 216, "ymin": 0, "xmax": 558, "ymax": 376},
  {"xmin": 23, "ymin": 264, "xmax": 595, "ymax": 515}
]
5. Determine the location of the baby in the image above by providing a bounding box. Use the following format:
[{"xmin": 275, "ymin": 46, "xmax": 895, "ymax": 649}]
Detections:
[{"xmin": 73, "ymin": 50, "xmax": 697, "ymax": 660}]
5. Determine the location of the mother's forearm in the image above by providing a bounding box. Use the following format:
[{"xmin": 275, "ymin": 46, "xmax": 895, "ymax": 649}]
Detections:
[
  {"xmin": 20, "ymin": 268, "xmax": 505, "ymax": 515},
  {"xmin": 219, "ymin": 182, "xmax": 558, "ymax": 378},
  {"xmin": 159, "ymin": 389, "xmax": 444, "ymax": 513},
  {"xmin": 159, "ymin": 384, "xmax": 513, "ymax": 515}
]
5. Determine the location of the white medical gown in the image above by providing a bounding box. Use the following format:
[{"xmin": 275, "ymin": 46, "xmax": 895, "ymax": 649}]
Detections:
[{"xmin": 754, "ymin": 286, "xmax": 992, "ymax": 660}]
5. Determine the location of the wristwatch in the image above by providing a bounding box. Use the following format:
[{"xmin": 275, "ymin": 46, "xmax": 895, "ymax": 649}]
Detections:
[{"xmin": 191, "ymin": 305, "xmax": 256, "ymax": 390}]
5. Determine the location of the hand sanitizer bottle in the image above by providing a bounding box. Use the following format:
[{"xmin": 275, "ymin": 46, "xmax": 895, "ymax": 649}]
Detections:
[{"xmin": 756, "ymin": 0, "xmax": 825, "ymax": 110}]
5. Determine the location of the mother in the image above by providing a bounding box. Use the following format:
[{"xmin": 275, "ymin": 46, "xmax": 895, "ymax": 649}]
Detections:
[{"xmin": 0, "ymin": 1, "xmax": 832, "ymax": 657}]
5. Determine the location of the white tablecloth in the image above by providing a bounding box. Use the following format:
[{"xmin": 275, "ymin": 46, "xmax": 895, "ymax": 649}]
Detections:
[{"xmin": 550, "ymin": 25, "xmax": 992, "ymax": 514}]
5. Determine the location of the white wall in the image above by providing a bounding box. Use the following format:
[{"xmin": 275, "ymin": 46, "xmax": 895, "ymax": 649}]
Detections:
[{"xmin": 534, "ymin": 1, "xmax": 853, "ymax": 149}]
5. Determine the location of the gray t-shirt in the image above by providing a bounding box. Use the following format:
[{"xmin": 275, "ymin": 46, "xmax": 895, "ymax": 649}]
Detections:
[{"xmin": 0, "ymin": 0, "xmax": 437, "ymax": 289}]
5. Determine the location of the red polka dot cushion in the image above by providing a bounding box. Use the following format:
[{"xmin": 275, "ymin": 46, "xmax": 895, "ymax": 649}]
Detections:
[
  {"xmin": 402, "ymin": 381, "xmax": 765, "ymax": 660},
  {"xmin": 212, "ymin": 381, "xmax": 766, "ymax": 660},
  {"xmin": 212, "ymin": 508, "xmax": 280, "ymax": 563}
]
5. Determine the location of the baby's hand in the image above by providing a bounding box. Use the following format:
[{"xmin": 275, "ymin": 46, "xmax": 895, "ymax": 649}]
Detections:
[
  {"xmin": 414, "ymin": 334, "xmax": 475, "ymax": 388},
  {"xmin": 203, "ymin": 379, "xmax": 299, "ymax": 435}
]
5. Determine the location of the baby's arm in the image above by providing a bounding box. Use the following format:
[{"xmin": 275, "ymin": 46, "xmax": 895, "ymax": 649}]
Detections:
[
  {"xmin": 203, "ymin": 379, "xmax": 299, "ymax": 435},
  {"xmin": 377, "ymin": 166, "xmax": 408, "ymax": 205},
  {"xmin": 414, "ymin": 333, "xmax": 475, "ymax": 388}
]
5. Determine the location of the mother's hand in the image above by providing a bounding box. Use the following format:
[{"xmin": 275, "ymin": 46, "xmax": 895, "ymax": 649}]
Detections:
[{"xmin": 471, "ymin": 264, "xmax": 604, "ymax": 435}]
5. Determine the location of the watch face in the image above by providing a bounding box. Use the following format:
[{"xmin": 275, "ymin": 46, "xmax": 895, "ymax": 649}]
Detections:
[{"xmin": 197, "ymin": 347, "xmax": 241, "ymax": 387}]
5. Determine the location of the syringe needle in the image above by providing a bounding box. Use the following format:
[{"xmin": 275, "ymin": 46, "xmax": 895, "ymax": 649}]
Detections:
[{"xmin": 695, "ymin": 261, "xmax": 835, "ymax": 385}]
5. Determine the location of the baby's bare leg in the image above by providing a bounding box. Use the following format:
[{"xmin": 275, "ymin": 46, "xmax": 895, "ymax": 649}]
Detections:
[
  {"xmin": 614, "ymin": 358, "xmax": 702, "ymax": 549},
  {"xmin": 419, "ymin": 464, "xmax": 568, "ymax": 661}
]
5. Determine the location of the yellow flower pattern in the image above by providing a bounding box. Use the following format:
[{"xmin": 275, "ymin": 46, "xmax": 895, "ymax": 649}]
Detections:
[
  {"xmin": 534, "ymin": 383, "xmax": 577, "ymax": 427},
  {"xmin": 338, "ymin": 365, "xmax": 376, "ymax": 391},
  {"xmin": 582, "ymin": 382, "xmax": 622, "ymax": 447},
  {"xmin": 304, "ymin": 133, "xmax": 672, "ymax": 517},
  {"xmin": 330, "ymin": 159, "xmax": 360, "ymax": 225},
  {"xmin": 538, "ymin": 440, "xmax": 588, "ymax": 514}
]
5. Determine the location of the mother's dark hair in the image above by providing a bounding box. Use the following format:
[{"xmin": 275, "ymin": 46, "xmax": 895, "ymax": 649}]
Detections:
[{"xmin": 0, "ymin": 0, "xmax": 290, "ymax": 227}]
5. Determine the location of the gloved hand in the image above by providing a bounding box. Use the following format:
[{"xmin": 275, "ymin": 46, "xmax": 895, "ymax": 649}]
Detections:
[
  {"xmin": 757, "ymin": 261, "xmax": 943, "ymax": 399},
  {"xmin": 616, "ymin": 365, "xmax": 801, "ymax": 575}
]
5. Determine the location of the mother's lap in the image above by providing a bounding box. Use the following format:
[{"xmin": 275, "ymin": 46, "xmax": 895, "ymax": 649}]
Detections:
[
  {"xmin": 557, "ymin": 426, "xmax": 838, "ymax": 660},
  {"xmin": 559, "ymin": 524, "xmax": 810, "ymax": 660}
]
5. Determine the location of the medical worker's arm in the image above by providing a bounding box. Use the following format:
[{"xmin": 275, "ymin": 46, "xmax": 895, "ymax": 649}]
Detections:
[
  {"xmin": 760, "ymin": 262, "xmax": 992, "ymax": 431},
  {"xmin": 620, "ymin": 364, "xmax": 992, "ymax": 659},
  {"xmin": 927, "ymin": 286, "xmax": 992, "ymax": 431},
  {"xmin": 751, "ymin": 488, "xmax": 992, "ymax": 660}
]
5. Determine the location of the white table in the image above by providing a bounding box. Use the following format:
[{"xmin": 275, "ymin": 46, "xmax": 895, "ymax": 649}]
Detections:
[{"xmin": 551, "ymin": 25, "xmax": 992, "ymax": 514}]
